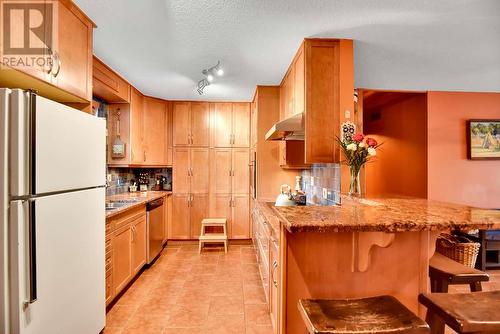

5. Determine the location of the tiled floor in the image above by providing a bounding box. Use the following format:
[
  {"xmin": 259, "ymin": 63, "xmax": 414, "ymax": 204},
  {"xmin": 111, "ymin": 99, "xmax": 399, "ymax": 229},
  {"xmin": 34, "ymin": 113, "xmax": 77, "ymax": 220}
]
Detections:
[
  {"xmin": 104, "ymin": 242, "xmax": 500, "ymax": 334},
  {"xmin": 103, "ymin": 244, "xmax": 273, "ymax": 334}
]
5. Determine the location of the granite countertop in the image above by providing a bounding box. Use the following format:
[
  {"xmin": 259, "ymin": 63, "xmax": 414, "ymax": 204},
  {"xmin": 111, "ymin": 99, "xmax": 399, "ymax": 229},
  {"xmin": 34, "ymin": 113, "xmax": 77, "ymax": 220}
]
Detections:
[
  {"xmin": 106, "ymin": 191, "xmax": 172, "ymax": 218},
  {"xmin": 268, "ymin": 197, "xmax": 500, "ymax": 233}
]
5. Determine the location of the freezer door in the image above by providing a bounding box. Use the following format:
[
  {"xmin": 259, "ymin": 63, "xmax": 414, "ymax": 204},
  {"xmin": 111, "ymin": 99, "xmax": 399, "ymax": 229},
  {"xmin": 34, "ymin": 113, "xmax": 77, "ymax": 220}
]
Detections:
[
  {"xmin": 9, "ymin": 90, "xmax": 106, "ymax": 196},
  {"xmin": 9, "ymin": 188, "xmax": 105, "ymax": 334}
]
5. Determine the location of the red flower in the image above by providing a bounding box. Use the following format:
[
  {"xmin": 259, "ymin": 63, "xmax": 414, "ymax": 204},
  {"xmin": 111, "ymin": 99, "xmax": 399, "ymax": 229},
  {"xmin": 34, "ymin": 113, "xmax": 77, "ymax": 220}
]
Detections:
[
  {"xmin": 352, "ymin": 133, "xmax": 364, "ymax": 142},
  {"xmin": 366, "ymin": 137, "xmax": 378, "ymax": 147}
]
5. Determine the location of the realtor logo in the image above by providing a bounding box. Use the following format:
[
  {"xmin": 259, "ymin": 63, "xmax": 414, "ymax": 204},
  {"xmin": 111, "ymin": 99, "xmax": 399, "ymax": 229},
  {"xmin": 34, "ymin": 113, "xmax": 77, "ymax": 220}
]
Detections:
[{"xmin": 1, "ymin": 0, "xmax": 57, "ymax": 70}]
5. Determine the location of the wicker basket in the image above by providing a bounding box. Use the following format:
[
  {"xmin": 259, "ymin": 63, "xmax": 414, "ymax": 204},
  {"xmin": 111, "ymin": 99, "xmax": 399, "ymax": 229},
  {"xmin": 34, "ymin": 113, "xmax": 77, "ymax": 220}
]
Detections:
[{"xmin": 436, "ymin": 233, "xmax": 480, "ymax": 268}]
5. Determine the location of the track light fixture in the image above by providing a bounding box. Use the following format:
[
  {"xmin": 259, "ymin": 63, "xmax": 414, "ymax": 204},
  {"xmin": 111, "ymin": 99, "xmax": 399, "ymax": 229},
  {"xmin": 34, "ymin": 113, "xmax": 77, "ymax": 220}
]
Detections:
[{"xmin": 196, "ymin": 61, "xmax": 224, "ymax": 95}]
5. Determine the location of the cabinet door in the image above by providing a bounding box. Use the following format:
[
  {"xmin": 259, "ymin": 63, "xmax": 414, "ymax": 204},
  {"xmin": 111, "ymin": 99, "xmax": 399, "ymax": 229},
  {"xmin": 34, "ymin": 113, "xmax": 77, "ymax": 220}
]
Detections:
[
  {"xmin": 171, "ymin": 194, "xmax": 191, "ymax": 239},
  {"xmin": 286, "ymin": 67, "xmax": 295, "ymax": 118},
  {"xmin": 232, "ymin": 195, "xmax": 249, "ymax": 239},
  {"xmin": 173, "ymin": 102, "xmax": 191, "ymax": 146},
  {"xmin": 232, "ymin": 149, "xmax": 250, "ymax": 194},
  {"xmin": 131, "ymin": 216, "xmax": 147, "ymax": 274},
  {"xmin": 212, "ymin": 103, "xmax": 232, "ymax": 147},
  {"xmin": 163, "ymin": 195, "xmax": 170, "ymax": 243},
  {"xmin": 269, "ymin": 238, "xmax": 280, "ymax": 333},
  {"xmin": 143, "ymin": 97, "xmax": 167, "ymax": 165},
  {"xmin": 211, "ymin": 148, "xmax": 232, "ymax": 194},
  {"xmin": 130, "ymin": 88, "xmax": 144, "ymax": 164},
  {"xmin": 53, "ymin": 2, "xmax": 93, "ymax": 101},
  {"xmin": 294, "ymin": 46, "xmax": 305, "ymax": 115},
  {"xmin": 191, "ymin": 102, "xmax": 210, "ymax": 147},
  {"xmin": 173, "ymin": 148, "xmax": 190, "ymax": 194},
  {"xmin": 232, "ymin": 103, "xmax": 250, "ymax": 147},
  {"xmin": 112, "ymin": 225, "xmax": 132, "ymax": 295},
  {"xmin": 190, "ymin": 148, "xmax": 209, "ymax": 194},
  {"xmin": 210, "ymin": 194, "xmax": 232, "ymax": 236},
  {"xmin": 190, "ymin": 194, "xmax": 209, "ymax": 239}
]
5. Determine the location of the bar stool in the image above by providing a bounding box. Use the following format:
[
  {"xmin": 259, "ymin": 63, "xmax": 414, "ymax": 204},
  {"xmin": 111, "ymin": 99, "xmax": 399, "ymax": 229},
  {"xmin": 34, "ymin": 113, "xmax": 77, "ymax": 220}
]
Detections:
[
  {"xmin": 419, "ymin": 291, "xmax": 500, "ymax": 334},
  {"xmin": 429, "ymin": 253, "xmax": 489, "ymax": 292},
  {"xmin": 198, "ymin": 218, "xmax": 228, "ymax": 253},
  {"xmin": 298, "ymin": 296, "xmax": 430, "ymax": 334}
]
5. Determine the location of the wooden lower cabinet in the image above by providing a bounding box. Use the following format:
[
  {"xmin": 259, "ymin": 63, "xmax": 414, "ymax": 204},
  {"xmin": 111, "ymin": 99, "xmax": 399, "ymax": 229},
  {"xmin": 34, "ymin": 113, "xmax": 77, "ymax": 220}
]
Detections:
[
  {"xmin": 170, "ymin": 194, "xmax": 191, "ymax": 239},
  {"xmin": 210, "ymin": 194, "xmax": 233, "ymax": 235},
  {"xmin": 232, "ymin": 195, "xmax": 250, "ymax": 239},
  {"xmin": 131, "ymin": 215, "xmax": 147, "ymax": 274},
  {"xmin": 112, "ymin": 225, "xmax": 133, "ymax": 295},
  {"xmin": 269, "ymin": 234, "xmax": 280, "ymax": 334},
  {"xmin": 163, "ymin": 194, "xmax": 172, "ymax": 243},
  {"xmin": 106, "ymin": 205, "xmax": 148, "ymax": 306},
  {"xmin": 190, "ymin": 194, "xmax": 209, "ymax": 239}
]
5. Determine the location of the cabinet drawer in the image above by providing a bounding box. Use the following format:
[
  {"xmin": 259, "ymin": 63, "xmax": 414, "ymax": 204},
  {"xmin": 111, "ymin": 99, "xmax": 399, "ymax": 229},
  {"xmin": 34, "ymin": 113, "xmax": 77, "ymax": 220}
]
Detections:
[{"xmin": 108, "ymin": 205, "xmax": 146, "ymax": 231}]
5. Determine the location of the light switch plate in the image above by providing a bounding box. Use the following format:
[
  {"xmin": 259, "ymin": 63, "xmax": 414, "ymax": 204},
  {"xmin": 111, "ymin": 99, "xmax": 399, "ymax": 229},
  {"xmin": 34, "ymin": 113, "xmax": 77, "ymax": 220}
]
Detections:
[
  {"xmin": 322, "ymin": 188, "xmax": 328, "ymax": 199},
  {"xmin": 107, "ymin": 174, "xmax": 112, "ymax": 183}
]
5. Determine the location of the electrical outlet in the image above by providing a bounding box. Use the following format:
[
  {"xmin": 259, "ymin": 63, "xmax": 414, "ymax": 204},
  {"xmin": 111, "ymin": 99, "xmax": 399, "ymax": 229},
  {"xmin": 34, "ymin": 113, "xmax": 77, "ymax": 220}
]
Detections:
[
  {"xmin": 107, "ymin": 174, "xmax": 112, "ymax": 183},
  {"xmin": 322, "ymin": 188, "xmax": 328, "ymax": 199}
]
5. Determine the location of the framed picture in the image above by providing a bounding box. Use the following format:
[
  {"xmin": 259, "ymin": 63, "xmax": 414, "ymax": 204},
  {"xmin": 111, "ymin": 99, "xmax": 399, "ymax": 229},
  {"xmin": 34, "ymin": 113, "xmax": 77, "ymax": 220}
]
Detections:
[{"xmin": 467, "ymin": 119, "xmax": 500, "ymax": 160}]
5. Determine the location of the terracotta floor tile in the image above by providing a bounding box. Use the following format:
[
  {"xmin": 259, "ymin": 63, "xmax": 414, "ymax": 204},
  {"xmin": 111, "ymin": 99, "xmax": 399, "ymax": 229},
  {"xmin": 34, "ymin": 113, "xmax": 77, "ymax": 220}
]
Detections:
[
  {"xmin": 243, "ymin": 284, "xmax": 267, "ymax": 304},
  {"xmin": 163, "ymin": 327, "xmax": 211, "ymax": 334},
  {"xmin": 209, "ymin": 280, "xmax": 243, "ymax": 297},
  {"xmin": 101, "ymin": 326, "xmax": 123, "ymax": 334},
  {"xmin": 207, "ymin": 314, "xmax": 246, "ymax": 334},
  {"xmin": 241, "ymin": 263, "xmax": 260, "ymax": 274},
  {"xmin": 208, "ymin": 295, "xmax": 245, "ymax": 315},
  {"xmin": 241, "ymin": 253, "xmax": 258, "ymax": 264},
  {"xmin": 246, "ymin": 325, "xmax": 274, "ymax": 334},
  {"xmin": 245, "ymin": 304, "xmax": 272, "ymax": 326},
  {"xmin": 165, "ymin": 305, "xmax": 210, "ymax": 327},
  {"xmin": 106, "ymin": 305, "xmax": 138, "ymax": 328}
]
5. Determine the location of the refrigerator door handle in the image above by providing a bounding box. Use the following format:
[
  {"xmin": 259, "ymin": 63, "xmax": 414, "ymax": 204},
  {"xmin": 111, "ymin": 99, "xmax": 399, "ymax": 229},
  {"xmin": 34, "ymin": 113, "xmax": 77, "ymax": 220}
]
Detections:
[
  {"xmin": 28, "ymin": 90, "xmax": 37, "ymax": 196},
  {"xmin": 26, "ymin": 199, "xmax": 38, "ymax": 305}
]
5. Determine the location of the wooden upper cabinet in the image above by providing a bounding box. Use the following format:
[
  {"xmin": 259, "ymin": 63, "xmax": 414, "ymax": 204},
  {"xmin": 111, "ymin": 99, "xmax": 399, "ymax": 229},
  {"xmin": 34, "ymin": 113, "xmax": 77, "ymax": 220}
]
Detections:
[
  {"xmin": 190, "ymin": 148, "xmax": 209, "ymax": 194},
  {"xmin": 278, "ymin": 39, "xmax": 353, "ymax": 165},
  {"xmin": 212, "ymin": 103, "xmax": 233, "ymax": 147},
  {"xmin": 129, "ymin": 88, "xmax": 144, "ymax": 164},
  {"xmin": 191, "ymin": 102, "xmax": 210, "ymax": 147},
  {"xmin": 232, "ymin": 103, "xmax": 250, "ymax": 147},
  {"xmin": 52, "ymin": 2, "xmax": 94, "ymax": 101},
  {"xmin": 131, "ymin": 215, "xmax": 147, "ymax": 274},
  {"xmin": 232, "ymin": 149, "xmax": 250, "ymax": 194},
  {"xmin": 143, "ymin": 97, "xmax": 167, "ymax": 165},
  {"xmin": 93, "ymin": 56, "xmax": 130, "ymax": 103},
  {"xmin": 294, "ymin": 46, "xmax": 305, "ymax": 115},
  {"xmin": 173, "ymin": 102, "xmax": 191, "ymax": 146},
  {"xmin": 211, "ymin": 149, "xmax": 232, "ymax": 194},
  {"xmin": 173, "ymin": 148, "xmax": 190, "ymax": 194},
  {"xmin": 171, "ymin": 194, "xmax": 191, "ymax": 239}
]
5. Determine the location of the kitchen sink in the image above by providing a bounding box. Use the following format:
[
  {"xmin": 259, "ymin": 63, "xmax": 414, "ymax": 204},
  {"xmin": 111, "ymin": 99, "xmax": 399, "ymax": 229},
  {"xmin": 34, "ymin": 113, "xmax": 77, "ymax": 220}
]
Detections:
[{"xmin": 105, "ymin": 198, "xmax": 142, "ymax": 211}]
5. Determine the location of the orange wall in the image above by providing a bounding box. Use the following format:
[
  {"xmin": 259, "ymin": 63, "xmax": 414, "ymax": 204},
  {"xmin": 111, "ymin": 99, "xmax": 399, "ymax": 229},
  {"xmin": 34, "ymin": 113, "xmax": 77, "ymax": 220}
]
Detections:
[
  {"xmin": 427, "ymin": 92, "xmax": 500, "ymax": 208},
  {"xmin": 364, "ymin": 94, "xmax": 428, "ymax": 198}
]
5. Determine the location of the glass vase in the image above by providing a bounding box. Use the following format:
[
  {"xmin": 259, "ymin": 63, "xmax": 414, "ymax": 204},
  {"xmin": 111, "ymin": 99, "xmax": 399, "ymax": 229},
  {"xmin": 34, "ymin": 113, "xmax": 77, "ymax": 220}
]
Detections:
[{"xmin": 349, "ymin": 166, "xmax": 361, "ymax": 198}]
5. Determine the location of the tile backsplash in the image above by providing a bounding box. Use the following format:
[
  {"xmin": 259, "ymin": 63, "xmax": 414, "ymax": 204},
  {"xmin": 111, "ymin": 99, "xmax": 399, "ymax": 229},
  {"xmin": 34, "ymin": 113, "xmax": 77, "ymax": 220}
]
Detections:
[
  {"xmin": 106, "ymin": 167, "xmax": 172, "ymax": 196},
  {"xmin": 301, "ymin": 164, "xmax": 341, "ymax": 205}
]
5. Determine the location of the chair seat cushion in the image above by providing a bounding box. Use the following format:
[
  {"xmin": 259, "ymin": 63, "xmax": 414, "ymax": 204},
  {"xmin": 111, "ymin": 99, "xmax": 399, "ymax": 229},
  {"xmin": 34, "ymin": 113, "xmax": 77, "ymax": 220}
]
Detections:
[
  {"xmin": 298, "ymin": 296, "xmax": 429, "ymax": 334},
  {"xmin": 419, "ymin": 291, "xmax": 500, "ymax": 333}
]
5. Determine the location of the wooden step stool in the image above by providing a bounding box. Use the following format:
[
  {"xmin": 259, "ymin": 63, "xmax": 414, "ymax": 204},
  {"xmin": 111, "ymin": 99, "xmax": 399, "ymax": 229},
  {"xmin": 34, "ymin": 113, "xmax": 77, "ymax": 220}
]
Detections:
[{"xmin": 199, "ymin": 218, "xmax": 228, "ymax": 253}]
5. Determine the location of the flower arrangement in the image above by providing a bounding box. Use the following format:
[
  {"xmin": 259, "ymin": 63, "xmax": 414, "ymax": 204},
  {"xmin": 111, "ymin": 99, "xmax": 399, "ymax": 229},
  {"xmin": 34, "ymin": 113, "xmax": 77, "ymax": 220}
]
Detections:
[{"xmin": 337, "ymin": 133, "xmax": 381, "ymax": 197}]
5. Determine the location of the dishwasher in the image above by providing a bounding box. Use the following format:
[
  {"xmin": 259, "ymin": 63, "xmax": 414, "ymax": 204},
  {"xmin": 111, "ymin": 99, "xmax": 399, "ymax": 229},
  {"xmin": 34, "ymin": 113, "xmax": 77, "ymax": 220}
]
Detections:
[{"xmin": 146, "ymin": 197, "xmax": 165, "ymax": 264}]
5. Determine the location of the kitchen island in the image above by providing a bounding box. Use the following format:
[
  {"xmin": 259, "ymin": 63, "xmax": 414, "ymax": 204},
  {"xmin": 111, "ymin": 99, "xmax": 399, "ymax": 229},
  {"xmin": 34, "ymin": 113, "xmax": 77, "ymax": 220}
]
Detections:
[{"xmin": 254, "ymin": 198, "xmax": 500, "ymax": 334}]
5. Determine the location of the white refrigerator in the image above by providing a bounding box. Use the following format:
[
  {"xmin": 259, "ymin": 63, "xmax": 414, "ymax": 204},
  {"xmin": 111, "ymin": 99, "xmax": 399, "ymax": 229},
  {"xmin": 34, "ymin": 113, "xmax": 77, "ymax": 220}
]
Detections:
[{"xmin": 0, "ymin": 89, "xmax": 106, "ymax": 334}]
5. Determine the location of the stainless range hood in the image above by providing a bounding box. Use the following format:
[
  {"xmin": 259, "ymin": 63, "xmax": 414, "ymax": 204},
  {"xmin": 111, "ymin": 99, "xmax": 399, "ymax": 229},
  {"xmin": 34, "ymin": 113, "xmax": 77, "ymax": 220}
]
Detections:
[{"xmin": 265, "ymin": 112, "xmax": 304, "ymax": 141}]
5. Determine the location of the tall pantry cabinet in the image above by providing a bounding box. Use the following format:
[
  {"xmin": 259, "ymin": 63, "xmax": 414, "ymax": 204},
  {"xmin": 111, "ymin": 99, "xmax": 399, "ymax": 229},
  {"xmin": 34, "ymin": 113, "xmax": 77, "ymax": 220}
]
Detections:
[{"xmin": 172, "ymin": 101, "xmax": 250, "ymax": 240}]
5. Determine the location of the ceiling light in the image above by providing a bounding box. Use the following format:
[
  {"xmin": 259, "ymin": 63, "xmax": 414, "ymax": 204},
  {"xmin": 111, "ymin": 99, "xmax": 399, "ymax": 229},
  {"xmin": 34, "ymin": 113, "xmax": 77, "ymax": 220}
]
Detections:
[{"xmin": 196, "ymin": 60, "xmax": 224, "ymax": 94}]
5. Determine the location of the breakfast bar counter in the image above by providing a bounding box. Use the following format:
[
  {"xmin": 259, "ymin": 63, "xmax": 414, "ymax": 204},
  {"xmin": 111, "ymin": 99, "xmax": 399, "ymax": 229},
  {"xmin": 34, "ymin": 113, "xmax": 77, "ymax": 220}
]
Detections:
[{"xmin": 264, "ymin": 197, "xmax": 500, "ymax": 334}]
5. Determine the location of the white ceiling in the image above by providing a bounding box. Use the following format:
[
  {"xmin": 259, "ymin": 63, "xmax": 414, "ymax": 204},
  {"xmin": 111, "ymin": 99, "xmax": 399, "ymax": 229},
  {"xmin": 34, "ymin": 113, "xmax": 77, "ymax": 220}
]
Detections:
[{"xmin": 75, "ymin": 0, "xmax": 500, "ymax": 101}]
